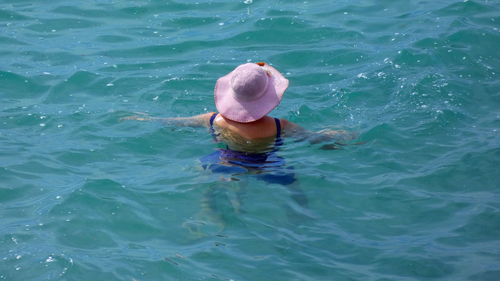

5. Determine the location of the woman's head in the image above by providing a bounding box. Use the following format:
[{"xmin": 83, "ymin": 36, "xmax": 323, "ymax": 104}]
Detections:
[{"xmin": 214, "ymin": 62, "xmax": 288, "ymax": 123}]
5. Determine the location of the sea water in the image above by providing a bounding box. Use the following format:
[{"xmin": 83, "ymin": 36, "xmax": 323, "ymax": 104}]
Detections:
[{"xmin": 1, "ymin": 0, "xmax": 499, "ymax": 280}]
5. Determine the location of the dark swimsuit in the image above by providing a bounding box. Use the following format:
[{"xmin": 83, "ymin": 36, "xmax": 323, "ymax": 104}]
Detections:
[{"xmin": 200, "ymin": 113, "xmax": 295, "ymax": 185}]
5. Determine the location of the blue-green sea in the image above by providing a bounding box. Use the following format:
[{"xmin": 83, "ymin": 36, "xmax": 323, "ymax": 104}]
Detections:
[{"xmin": 1, "ymin": 0, "xmax": 500, "ymax": 280}]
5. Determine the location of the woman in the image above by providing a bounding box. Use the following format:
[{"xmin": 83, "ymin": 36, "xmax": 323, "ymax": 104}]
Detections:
[{"xmin": 123, "ymin": 62, "xmax": 354, "ymax": 185}]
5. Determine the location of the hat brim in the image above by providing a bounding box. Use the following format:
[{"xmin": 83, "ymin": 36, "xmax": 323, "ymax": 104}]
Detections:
[{"xmin": 214, "ymin": 64, "xmax": 289, "ymax": 123}]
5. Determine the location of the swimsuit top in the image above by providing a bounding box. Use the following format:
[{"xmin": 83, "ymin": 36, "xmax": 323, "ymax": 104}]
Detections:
[{"xmin": 209, "ymin": 113, "xmax": 282, "ymax": 150}]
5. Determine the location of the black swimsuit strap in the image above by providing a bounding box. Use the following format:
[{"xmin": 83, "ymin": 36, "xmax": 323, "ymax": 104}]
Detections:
[
  {"xmin": 274, "ymin": 118, "xmax": 281, "ymax": 138},
  {"xmin": 209, "ymin": 113, "xmax": 218, "ymax": 138},
  {"xmin": 274, "ymin": 118, "xmax": 283, "ymax": 146},
  {"xmin": 209, "ymin": 112, "xmax": 218, "ymax": 128}
]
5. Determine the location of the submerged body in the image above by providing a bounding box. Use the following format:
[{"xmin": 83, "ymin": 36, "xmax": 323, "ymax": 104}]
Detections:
[
  {"xmin": 201, "ymin": 112, "xmax": 296, "ymax": 185},
  {"xmin": 121, "ymin": 62, "xmax": 355, "ymax": 232}
]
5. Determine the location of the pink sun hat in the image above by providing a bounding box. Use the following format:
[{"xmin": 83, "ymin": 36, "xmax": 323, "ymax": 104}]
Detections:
[{"xmin": 214, "ymin": 62, "xmax": 289, "ymax": 123}]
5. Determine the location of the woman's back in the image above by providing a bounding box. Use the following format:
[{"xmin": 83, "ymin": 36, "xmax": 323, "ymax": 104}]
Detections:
[{"xmin": 211, "ymin": 114, "xmax": 281, "ymax": 153}]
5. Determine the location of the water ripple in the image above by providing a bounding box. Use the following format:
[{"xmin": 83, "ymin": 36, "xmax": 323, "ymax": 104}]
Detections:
[{"xmin": 1, "ymin": 0, "xmax": 500, "ymax": 280}]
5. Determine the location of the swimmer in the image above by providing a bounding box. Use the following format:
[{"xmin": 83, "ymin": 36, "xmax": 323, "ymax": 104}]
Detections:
[
  {"xmin": 123, "ymin": 62, "xmax": 356, "ymax": 233},
  {"xmin": 123, "ymin": 62, "xmax": 355, "ymax": 152}
]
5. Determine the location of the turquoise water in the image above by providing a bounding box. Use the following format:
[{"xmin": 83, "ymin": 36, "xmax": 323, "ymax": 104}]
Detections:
[{"xmin": 1, "ymin": 0, "xmax": 500, "ymax": 280}]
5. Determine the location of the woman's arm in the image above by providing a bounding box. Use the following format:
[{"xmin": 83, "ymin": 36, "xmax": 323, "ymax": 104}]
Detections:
[
  {"xmin": 281, "ymin": 119, "xmax": 357, "ymax": 145},
  {"xmin": 121, "ymin": 112, "xmax": 215, "ymax": 128}
]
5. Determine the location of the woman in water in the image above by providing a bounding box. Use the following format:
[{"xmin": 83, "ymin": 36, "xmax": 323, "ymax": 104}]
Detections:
[
  {"xmin": 123, "ymin": 62, "xmax": 353, "ymax": 160},
  {"xmin": 123, "ymin": 62, "xmax": 354, "ymax": 231}
]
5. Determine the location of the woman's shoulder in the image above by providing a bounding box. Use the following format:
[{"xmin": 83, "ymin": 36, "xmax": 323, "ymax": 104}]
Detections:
[
  {"xmin": 213, "ymin": 114, "xmax": 279, "ymax": 140},
  {"xmin": 279, "ymin": 118, "xmax": 297, "ymax": 130},
  {"xmin": 194, "ymin": 112, "xmax": 217, "ymax": 127}
]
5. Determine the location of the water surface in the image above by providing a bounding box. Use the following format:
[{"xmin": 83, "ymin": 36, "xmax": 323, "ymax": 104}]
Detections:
[{"xmin": 1, "ymin": 0, "xmax": 500, "ymax": 280}]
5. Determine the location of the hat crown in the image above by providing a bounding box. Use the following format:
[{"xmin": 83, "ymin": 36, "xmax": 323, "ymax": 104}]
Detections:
[{"xmin": 230, "ymin": 64, "xmax": 269, "ymax": 102}]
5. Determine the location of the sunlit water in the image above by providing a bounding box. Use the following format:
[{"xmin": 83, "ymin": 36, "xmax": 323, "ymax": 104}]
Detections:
[{"xmin": 1, "ymin": 0, "xmax": 500, "ymax": 280}]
